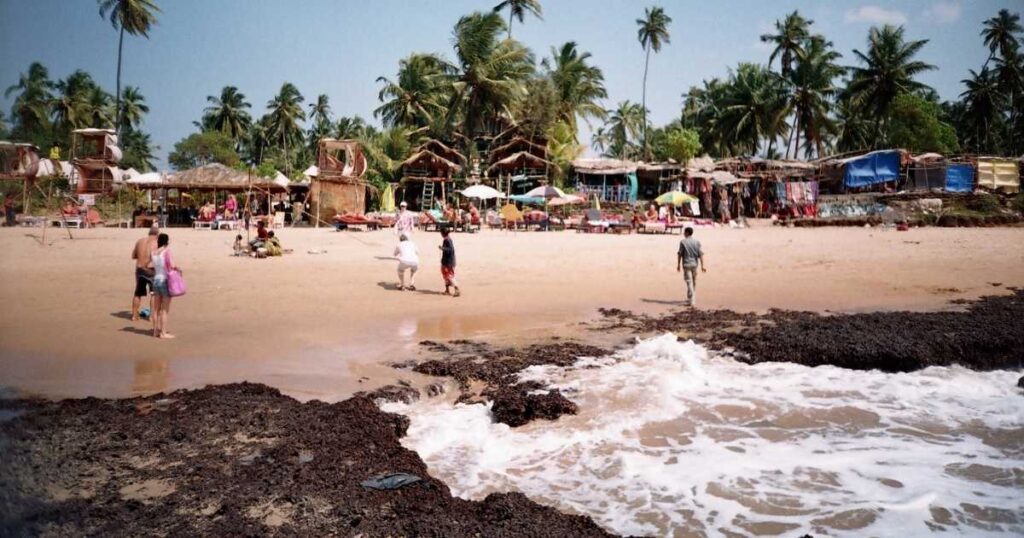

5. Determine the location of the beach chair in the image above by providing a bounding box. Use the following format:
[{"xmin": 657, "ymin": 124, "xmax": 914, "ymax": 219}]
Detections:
[
  {"xmin": 193, "ymin": 219, "xmax": 214, "ymax": 230},
  {"xmin": 580, "ymin": 208, "xmax": 605, "ymax": 233}
]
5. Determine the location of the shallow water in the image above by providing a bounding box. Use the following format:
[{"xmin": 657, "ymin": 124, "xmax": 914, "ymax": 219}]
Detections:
[{"xmin": 383, "ymin": 334, "xmax": 1024, "ymax": 537}]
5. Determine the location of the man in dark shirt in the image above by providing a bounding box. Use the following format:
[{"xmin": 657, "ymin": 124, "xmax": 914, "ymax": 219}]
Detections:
[
  {"xmin": 439, "ymin": 228, "xmax": 460, "ymax": 297},
  {"xmin": 676, "ymin": 227, "xmax": 707, "ymax": 307}
]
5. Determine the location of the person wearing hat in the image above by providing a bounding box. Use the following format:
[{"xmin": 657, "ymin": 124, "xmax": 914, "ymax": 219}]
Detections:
[
  {"xmin": 395, "ymin": 200, "xmax": 415, "ymax": 236},
  {"xmin": 131, "ymin": 225, "xmax": 160, "ymax": 320}
]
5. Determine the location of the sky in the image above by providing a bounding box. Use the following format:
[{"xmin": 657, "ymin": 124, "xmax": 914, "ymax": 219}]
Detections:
[{"xmin": 1, "ymin": 0, "xmax": 1019, "ymax": 169}]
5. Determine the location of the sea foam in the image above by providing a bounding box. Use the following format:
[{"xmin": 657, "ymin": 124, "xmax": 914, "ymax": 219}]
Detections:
[{"xmin": 383, "ymin": 334, "xmax": 1024, "ymax": 536}]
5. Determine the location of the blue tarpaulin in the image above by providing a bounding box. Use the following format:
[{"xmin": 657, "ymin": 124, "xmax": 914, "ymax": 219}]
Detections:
[
  {"xmin": 626, "ymin": 172, "xmax": 638, "ymax": 203},
  {"xmin": 945, "ymin": 164, "xmax": 974, "ymax": 192},
  {"xmin": 843, "ymin": 151, "xmax": 901, "ymax": 188}
]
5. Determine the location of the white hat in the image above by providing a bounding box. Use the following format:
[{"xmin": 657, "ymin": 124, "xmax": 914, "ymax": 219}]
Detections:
[{"xmin": 400, "ymin": 201, "xmax": 408, "ymax": 207}]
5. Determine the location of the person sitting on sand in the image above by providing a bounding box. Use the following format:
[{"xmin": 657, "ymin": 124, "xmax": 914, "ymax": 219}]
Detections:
[
  {"xmin": 233, "ymin": 234, "xmax": 245, "ymax": 256},
  {"xmin": 265, "ymin": 230, "xmax": 283, "ymax": 256},
  {"xmin": 394, "ymin": 234, "xmax": 419, "ymax": 291},
  {"xmin": 250, "ymin": 221, "xmax": 269, "ymax": 249}
]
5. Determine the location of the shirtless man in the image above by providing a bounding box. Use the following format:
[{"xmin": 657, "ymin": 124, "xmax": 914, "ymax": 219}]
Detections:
[{"xmin": 131, "ymin": 225, "xmax": 160, "ymax": 320}]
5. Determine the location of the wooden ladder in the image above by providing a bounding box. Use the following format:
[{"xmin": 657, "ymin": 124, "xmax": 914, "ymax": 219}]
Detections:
[{"xmin": 421, "ymin": 180, "xmax": 436, "ymax": 210}]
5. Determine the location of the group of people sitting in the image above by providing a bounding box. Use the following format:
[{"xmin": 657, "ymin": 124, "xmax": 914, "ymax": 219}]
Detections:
[
  {"xmin": 233, "ymin": 221, "xmax": 284, "ymax": 258},
  {"xmin": 196, "ymin": 196, "xmax": 238, "ymax": 223},
  {"xmin": 59, "ymin": 199, "xmax": 103, "ymax": 227},
  {"xmin": 418, "ymin": 202, "xmax": 480, "ymax": 232}
]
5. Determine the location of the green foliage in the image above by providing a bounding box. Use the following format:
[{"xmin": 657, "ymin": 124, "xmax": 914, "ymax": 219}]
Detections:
[
  {"xmin": 886, "ymin": 93, "xmax": 959, "ymax": 153},
  {"xmin": 120, "ymin": 129, "xmax": 157, "ymax": 171},
  {"xmin": 652, "ymin": 125, "xmax": 701, "ymax": 163},
  {"xmin": 546, "ymin": 120, "xmax": 582, "ymax": 187},
  {"xmin": 168, "ymin": 131, "xmax": 240, "ymax": 170},
  {"xmin": 1012, "ymin": 193, "xmax": 1024, "ymax": 213},
  {"xmin": 968, "ymin": 193, "xmax": 1001, "ymax": 213},
  {"xmin": 515, "ymin": 76, "xmax": 560, "ymax": 138}
]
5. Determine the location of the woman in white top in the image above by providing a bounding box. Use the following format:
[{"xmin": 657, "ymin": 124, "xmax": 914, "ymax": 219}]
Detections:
[
  {"xmin": 394, "ymin": 234, "xmax": 419, "ymax": 291},
  {"xmin": 150, "ymin": 233, "xmax": 181, "ymax": 339}
]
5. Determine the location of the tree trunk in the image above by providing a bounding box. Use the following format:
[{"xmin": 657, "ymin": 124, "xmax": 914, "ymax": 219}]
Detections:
[
  {"xmin": 115, "ymin": 25, "xmax": 124, "ymax": 135},
  {"xmin": 792, "ymin": 114, "xmax": 801, "ymax": 159},
  {"xmin": 508, "ymin": 9, "xmax": 513, "ymax": 40},
  {"xmin": 785, "ymin": 113, "xmax": 797, "ymax": 159},
  {"xmin": 641, "ymin": 45, "xmax": 650, "ymax": 161}
]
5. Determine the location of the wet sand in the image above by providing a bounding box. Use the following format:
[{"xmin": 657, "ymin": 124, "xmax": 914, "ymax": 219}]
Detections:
[{"xmin": 1, "ymin": 223, "xmax": 1023, "ymax": 400}]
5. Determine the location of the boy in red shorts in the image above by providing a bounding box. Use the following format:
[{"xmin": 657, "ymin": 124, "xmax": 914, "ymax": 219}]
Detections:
[{"xmin": 439, "ymin": 228, "xmax": 460, "ymax": 297}]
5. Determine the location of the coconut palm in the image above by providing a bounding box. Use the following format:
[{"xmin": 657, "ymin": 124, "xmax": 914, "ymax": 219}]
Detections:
[
  {"xmin": 636, "ymin": 6, "xmax": 671, "ymax": 158},
  {"xmin": 51, "ymin": 71, "xmax": 97, "ymax": 136},
  {"xmin": 846, "ymin": 25, "xmax": 935, "ymax": 144},
  {"xmin": 118, "ymin": 86, "xmax": 148, "ymax": 132},
  {"xmin": 542, "ymin": 42, "xmax": 608, "ymax": 132},
  {"xmin": 786, "ymin": 36, "xmax": 842, "ymax": 158},
  {"xmin": 981, "ymin": 9, "xmax": 1023, "ymax": 67},
  {"xmin": 492, "ymin": 0, "xmax": 542, "ymax": 40},
  {"xmin": 85, "ymin": 86, "xmax": 115, "ymax": 128},
  {"xmin": 717, "ymin": 63, "xmax": 789, "ymax": 156},
  {"xmin": 833, "ymin": 96, "xmax": 872, "ymax": 152},
  {"xmin": 97, "ymin": 0, "xmax": 160, "ymax": 135},
  {"xmin": 992, "ymin": 49, "xmax": 1023, "ymax": 153},
  {"xmin": 335, "ymin": 116, "xmax": 368, "ymax": 140},
  {"xmin": 375, "ymin": 53, "xmax": 454, "ymax": 129},
  {"xmin": 760, "ymin": 11, "xmax": 813, "ymax": 77},
  {"xmin": 960, "ymin": 67, "xmax": 1004, "ymax": 153},
  {"xmin": 4, "ymin": 62, "xmax": 53, "ymax": 139},
  {"xmin": 448, "ymin": 11, "xmax": 534, "ymax": 139},
  {"xmin": 604, "ymin": 101, "xmax": 644, "ymax": 159},
  {"xmin": 265, "ymin": 82, "xmax": 306, "ymax": 173},
  {"xmin": 120, "ymin": 128, "xmax": 156, "ymax": 171},
  {"xmin": 203, "ymin": 86, "xmax": 252, "ymax": 142},
  {"xmin": 591, "ymin": 126, "xmax": 610, "ymax": 154}
]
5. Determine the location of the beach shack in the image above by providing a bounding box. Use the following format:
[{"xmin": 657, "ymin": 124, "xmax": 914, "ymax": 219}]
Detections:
[
  {"xmin": 636, "ymin": 162, "xmax": 683, "ymax": 200},
  {"xmin": 485, "ymin": 135, "xmax": 551, "ymax": 195},
  {"xmin": 976, "ymin": 157, "xmax": 1020, "ymax": 193},
  {"xmin": 310, "ymin": 139, "xmax": 369, "ymax": 220},
  {"xmin": 399, "ymin": 144, "xmax": 463, "ymax": 210},
  {"xmin": 71, "ymin": 128, "xmax": 123, "ymax": 194},
  {"xmin": 907, "ymin": 153, "xmax": 947, "ymax": 191},
  {"xmin": 571, "ymin": 159, "xmax": 638, "ymax": 204}
]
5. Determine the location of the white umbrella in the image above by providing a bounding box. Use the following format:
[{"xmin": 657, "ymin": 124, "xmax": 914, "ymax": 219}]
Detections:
[
  {"xmin": 524, "ymin": 185, "xmax": 566, "ymax": 199},
  {"xmin": 460, "ymin": 185, "xmax": 505, "ymax": 199}
]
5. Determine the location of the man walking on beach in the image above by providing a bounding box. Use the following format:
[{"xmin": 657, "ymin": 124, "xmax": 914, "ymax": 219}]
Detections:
[
  {"xmin": 439, "ymin": 228, "xmax": 460, "ymax": 297},
  {"xmin": 131, "ymin": 225, "xmax": 159, "ymax": 320},
  {"xmin": 676, "ymin": 227, "xmax": 706, "ymax": 307}
]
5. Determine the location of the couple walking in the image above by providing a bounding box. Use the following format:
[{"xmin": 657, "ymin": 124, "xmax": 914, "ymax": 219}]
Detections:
[
  {"xmin": 394, "ymin": 229, "xmax": 460, "ymax": 297},
  {"xmin": 131, "ymin": 226, "xmax": 183, "ymax": 338}
]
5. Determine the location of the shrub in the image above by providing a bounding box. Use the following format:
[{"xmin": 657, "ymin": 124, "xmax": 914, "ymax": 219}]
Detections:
[
  {"xmin": 968, "ymin": 193, "xmax": 1001, "ymax": 213},
  {"xmin": 1012, "ymin": 194, "xmax": 1024, "ymax": 214}
]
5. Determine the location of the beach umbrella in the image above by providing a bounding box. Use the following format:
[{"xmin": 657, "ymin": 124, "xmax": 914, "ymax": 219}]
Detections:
[
  {"xmin": 524, "ymin": 185, "xmax": 566, "ymax": 199},
  {"xmin": 655, "ymin": 191, "xmax": 698, "ymax": 206},
  {"xmin": 547, "ymin": 194, "xmax": 585, "ymax": 206},
  {"xmin": 381, "ymin": 183, "xmax": 396, "ymax": 212},
  {"xmin": 461, "ymin": 185, "xmax": 505, "ymax": 200},
  {"xmin": 508, "ymin": 195, "xmax": 545, "ymax": 205},
  {"xmin": 593, "ymin": 193, "xmax": 601, "ymax": 211}
]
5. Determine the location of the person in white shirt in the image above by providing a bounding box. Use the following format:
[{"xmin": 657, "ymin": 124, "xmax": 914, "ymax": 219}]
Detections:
[
  {"xmin": 395, "ymin": 201, "xmax": 415, "ymax": 236},
  {"xmin": 394, "ymin": 234, "xmax": 419, "ymax": 291}
]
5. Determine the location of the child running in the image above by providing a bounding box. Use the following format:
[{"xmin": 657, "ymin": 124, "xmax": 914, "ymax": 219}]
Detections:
[
  {"xmin": 394, "ymin": 234, "xmax": 419, "ymax": 291},
  {"xmin": 438, "ymin": 228, "xmax": 460, "ymax": 297}
]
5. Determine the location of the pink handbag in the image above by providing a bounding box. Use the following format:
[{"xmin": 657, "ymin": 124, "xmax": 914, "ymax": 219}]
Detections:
[{"xmin": 167, "ymin": 269, "xmax": 186, "ymax": 297}]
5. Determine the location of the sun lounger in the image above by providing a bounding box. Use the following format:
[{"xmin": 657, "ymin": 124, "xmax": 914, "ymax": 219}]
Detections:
[
  {"xmin": 52, "ymin": 215, "xmax": 83, "ymax": 228},
  {"xmin": 335, "ymin": 214, "xmax": 381, "ymax": 231},
  {"xmin": 193, "ymin": 220, "xmax": 214, "ymax": 230},
  {"xmin": 638, "ymin": 221, "xmax": 667, "ymax": 234},
  {"xmin": 16, "ymin": 215, "xmax": 45, "ymax": 227},
  {"xmin": 215, "ymin": 220, "xmax": 239, "ymax": 230}
]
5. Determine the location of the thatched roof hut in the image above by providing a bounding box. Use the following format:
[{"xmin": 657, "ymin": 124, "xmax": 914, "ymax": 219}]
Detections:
[
  {"xmin": 401, "ymin": 150, "xmax": 463, "ymax": 182},
  {"xmin": 488, "ymin": 136, "xmax": 548, "ymax": 164},
  {"xmin": 416, "ymin": 139, "xmax": 466, "ymax": 165},
  {"xmin": 486, "ymin": 151, "xmax": 552, "ymax": 176},
  {"xmin": 148, "ymin": 164, "xmax": 289, "ymax": 192}
]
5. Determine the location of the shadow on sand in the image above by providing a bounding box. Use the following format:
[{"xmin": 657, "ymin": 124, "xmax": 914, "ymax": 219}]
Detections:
[
  {"xmin": 111, "ymin": 311, "xmax": 134, "ymax": 320},
  {"xmin": 640, "ymin": 298, "xmax": 688, "ymax": 306},
  {"xmin": 120, "ymin": 326, "xmax": 154, "ymax": 337}
]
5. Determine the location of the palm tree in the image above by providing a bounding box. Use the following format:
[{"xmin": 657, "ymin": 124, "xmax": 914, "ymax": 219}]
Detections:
[
  {"xmin": 760, "ymin": 11, "xmax": 813, "ymax": 77},
  {"xmin": 834, "ymin": 96, "xmax": 872, "ymax": 152},
  {"xmin": 604, "ymin": 101, "xmax": 644, "ymax": 159},
  {"xmin": 265, "ymin": 83, "xmax": 306, "ymax": 174},
  {"xmin": 203, "ymin": 86, "xmax": 252, "ymax": 142},
  {"xmin": 118, "ymin": 86, "xmax": 148, "ymax": 132},
  {"xmin": 448, "ymin": 11, "xmax": 534, "ymax": 139},
  {"xmin": 97, "ymin": 0, "xmax": 160, "ymax": 135},
  {"xmin": 786, "ymin": 36, "xmax": 842, "ymax": 157},
  {"xmin": 308, "ymin": 94, "xmax": 332, "ymax": 128},
  {"xmin": 542, "ymin": 42, "xmax": 608, "ymax": 133},
  {"xmin": 4, "ymin": 62, "xmax": 53, "ymax": 139},
  {"xmin": 335, "ymin": 116, "xmax": 368, "ymax": 140},
  {"xmin": 121, "ymin": 128, "xmax": 157, "ymax": 171},
  {"xmin": 85, "ymin": 86, "xmax": 115, "ymax": 128},
  {"xmin": 591, "ymin": 126, "xmax": 610, "ymax": 154},
  {"xmin": 846, "ymin": 25, "xmax": 935, "ymax": 145},
  {"xmin": 51, "ymin": 71, "xmax": 97, "ymax": 137},
  {"xmin": 636, "ymin": 6, "xmax": 671, "ymax": 159},
  {"xmin": 375, "ymin": 53, "xmax": 453, "ymax": 129},
  {"xmin": 960, "ymin": 67, "xmax": 1004, "ymax": 153},
  {"xmin": 981, "ymin": 9, "xmax": 1023, "ymax": 66},
  {"xmin": 493, "ymin": 0, "xmax": 542, "ymax": 40},
  {"xmin": 717, "ymin": 64, "xmax": 789, "ymax": 156}
]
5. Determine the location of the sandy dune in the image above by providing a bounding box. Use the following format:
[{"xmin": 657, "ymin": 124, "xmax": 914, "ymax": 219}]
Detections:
[{"xmin": 1, "ymin": 222, "xmax": 1022, "ymax": 400}]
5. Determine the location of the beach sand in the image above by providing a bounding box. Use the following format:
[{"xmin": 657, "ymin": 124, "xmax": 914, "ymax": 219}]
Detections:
[{"xmin": 1, "ymin": 222, "xmax": 1022, "ymax": 400}]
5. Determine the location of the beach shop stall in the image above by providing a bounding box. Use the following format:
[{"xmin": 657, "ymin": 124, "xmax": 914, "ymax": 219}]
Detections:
[
  {"xmin": 571, "ymin": 159, "xmax": 638, "ymax": 204},
  {"xmin": 976, "ymin": 157, "xmax": 1020, "ymax": 193},
  {"xmin": 944, "ymin": 162, "xmax": 975, "ymax": 193},
  {"xmin": 0, "ymin": 141, "xmax": 40, "ymax": 214},
  {"xmin": 821, "ymin": 150, "xmax": 907, "ymax": 194},
  {"xmin": 907, "ymin": 153, "xmax": 947, "ymax": 191},
  {"xmin": 636, "ymin": 162, "xmax": 683, "ymax": 200}
]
